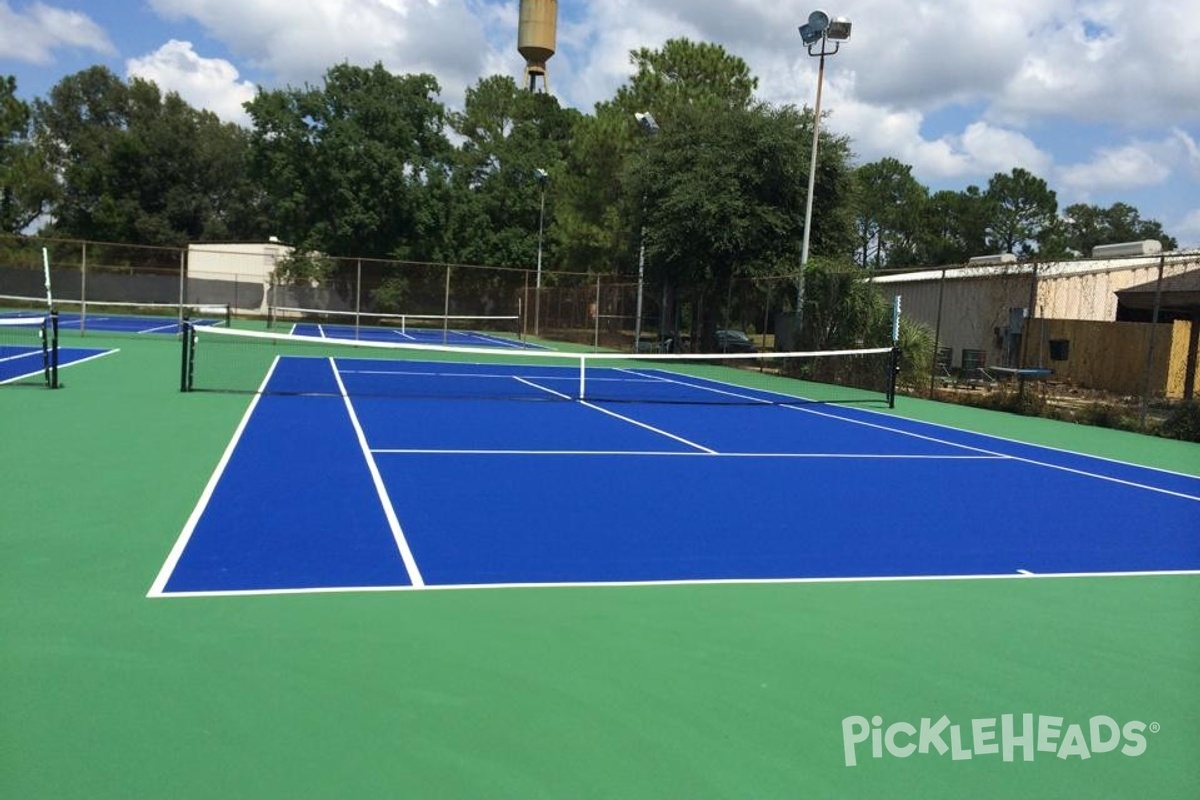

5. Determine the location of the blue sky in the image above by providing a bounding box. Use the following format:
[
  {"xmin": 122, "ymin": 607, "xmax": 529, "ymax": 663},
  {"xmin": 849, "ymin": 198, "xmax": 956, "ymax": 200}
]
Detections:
[{"xmin": 3, "ymin": 0, "xmax": 1199, "ymax": 247}]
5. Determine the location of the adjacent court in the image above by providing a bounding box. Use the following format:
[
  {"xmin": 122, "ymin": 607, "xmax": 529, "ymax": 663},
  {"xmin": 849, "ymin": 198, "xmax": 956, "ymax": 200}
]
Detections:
[{"xmin": 0, "ymin": 314, "xmax": 114, "ymax": 386}]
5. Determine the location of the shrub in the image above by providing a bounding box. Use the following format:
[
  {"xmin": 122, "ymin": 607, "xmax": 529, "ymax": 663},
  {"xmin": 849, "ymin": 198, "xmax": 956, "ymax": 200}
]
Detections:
[{"xmin": 1157, "ymin": 401, "xmax": 1200, "ymax": 443}]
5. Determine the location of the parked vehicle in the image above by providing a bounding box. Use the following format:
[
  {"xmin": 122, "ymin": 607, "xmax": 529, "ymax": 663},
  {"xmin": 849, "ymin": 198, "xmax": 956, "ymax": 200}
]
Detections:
[{"xmin": 715, "ymin": 329, "xmax": 757, "ymax": 353}]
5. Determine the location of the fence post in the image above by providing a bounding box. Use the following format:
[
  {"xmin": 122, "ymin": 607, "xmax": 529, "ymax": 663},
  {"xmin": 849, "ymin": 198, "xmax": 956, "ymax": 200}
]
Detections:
[
  {"xmin": 1138, "ymin": 254, "xmax": 1166, "ymax": 425},
  {"xmin": 928, "ymin": 267, "xmax": 947, "ymax": 397}
]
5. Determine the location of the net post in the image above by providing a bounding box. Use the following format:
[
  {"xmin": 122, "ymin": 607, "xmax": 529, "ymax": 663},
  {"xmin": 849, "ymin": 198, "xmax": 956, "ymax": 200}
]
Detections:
[
  {"xmin": 887, "ymin": 346, "xmax": 899, "ymax": 408},
  {"xmin": 888, "ymin": 294, "xmax": 902, "ymax": 408},
  {"xmin": 37, "ymin": 315, "xmax": 51, "ymax": 387},
  {"xmin": 579, "ymin": 355, "xmax": 587, "ymax": 400},
  {"xmin": 49, "ymin": 311, "xmax": 59, "ymax": 389},
  {"xmin": 224, "ymin": 303, "xmax": 232, "ymax": 329},
  {"xmin": 180, "ymin": 320, "xmax": 194, "ymax": 392}
]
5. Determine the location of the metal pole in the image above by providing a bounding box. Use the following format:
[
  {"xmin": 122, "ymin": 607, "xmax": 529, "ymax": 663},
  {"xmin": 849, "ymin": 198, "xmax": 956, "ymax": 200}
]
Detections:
[
  {"xmin": 535, "ymin": 182, "xmax": 546, "ymax": 337},
  {"xmin": 80, "ymin": 242, "xmax": 88, "ymax": 335},
  {"xmin": 635, "ymin": 222, "xmax": 646, "ymax": 351},
  {"xmin": 178, "ymin": 248, "xmax": 186, "ymax": 332},
  {"xmin": 929, "ymin": 268, "xmax": 946, "ymax": 397},
  {"xmin": 797, "ymin": 48, "xmax": 827, "ymax": 336},
  {"xmin": 355, "ymin": 258, "xmax": 362, "ymax": 340},
  {"xmin": 594, "ymin": 275, "xmax": 601, "ymax": 350},
  {"xmin": 443, "ymin": 264, "xmax": 452, "ymax": 345}
]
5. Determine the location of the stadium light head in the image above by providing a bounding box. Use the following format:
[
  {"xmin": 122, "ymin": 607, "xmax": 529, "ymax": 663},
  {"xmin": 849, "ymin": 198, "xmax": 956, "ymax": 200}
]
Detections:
[
  {"xmin": 827, "ymin": 17, "xmax": 852, "ymax": 41},
  {"xmin": 534, "ymin": 167, "xmax": 549, "ymax": 185},
  {"xmin": 798, "ymin": 23, "xmax": 822, "ymax": 44},
  {"xmin": 808, "ymin": 10, "xmax": 830, "ymax": 33},
  {"xmin": 635, "ymin": 111, "xmax": 659, "ymax": 134}
]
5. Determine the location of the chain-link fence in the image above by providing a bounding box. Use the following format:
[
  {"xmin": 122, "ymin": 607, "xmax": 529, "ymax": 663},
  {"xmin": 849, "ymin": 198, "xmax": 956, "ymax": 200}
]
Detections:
[{"xmin": 873, "ymin": 252, "xmax": 1200, "ymax": 428}]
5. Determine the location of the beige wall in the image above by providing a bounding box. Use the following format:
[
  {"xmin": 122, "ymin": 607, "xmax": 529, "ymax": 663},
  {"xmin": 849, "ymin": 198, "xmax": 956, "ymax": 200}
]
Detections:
[
  {"xmin": 1034, "ymin": 264, "xmax": 1167, "ymax": 321},
  {"xmin": 1025, "ymin": 318, "xmax": 1180, "ymax": 396}
]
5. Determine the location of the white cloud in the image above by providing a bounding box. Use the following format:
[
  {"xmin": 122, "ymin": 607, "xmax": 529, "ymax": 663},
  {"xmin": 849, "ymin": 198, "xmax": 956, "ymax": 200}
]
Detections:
[
  {"xmin": 1173, "ymin": 209, "xmax": 1200, "ymax": 249},
  {"xmin": 992, "ymin": 1, "xmax": 1200, "ymax": 128},
  {"xmin": 127, "ymin": 40, "xmax": 257, "ymax": 125},
  {"xmin": 1171, "ymin": 128, "xmax": 1200, "ymax": 178},
  {"xmin": 0, "ymin": 1, "xmax": 115, "ymax": 64},
  {"xmin": 146, "ymin": 0, "xmax": 491, "ymax": 103},
  {"xmin": 1057, "ymin": 142, "xmax": 1172, "ymax": 196}
]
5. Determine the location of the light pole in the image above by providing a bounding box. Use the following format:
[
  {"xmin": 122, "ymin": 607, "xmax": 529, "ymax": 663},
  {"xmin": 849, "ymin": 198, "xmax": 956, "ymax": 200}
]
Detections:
[
  {"xmin": 796, "ymin": 10, "xmax": 851, "ymax": 338},
  {"xmin": 634, "ymin": 111, "xmax": 659, "ymax": 351},
  {"xmin": 534, "ymin": 167, "xmax": 548, "ymax": 337}
]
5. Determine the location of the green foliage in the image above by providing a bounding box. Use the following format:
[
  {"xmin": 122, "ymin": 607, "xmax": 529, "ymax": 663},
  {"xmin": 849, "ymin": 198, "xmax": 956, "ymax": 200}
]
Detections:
[
  {"xmin": 984, "ymin": 167, "xmax": 1057, "ymax": 256},
  {"xmin": 33, "ymin": 67, "xmax": 257, "ymax": 246},
  {"xmin": 1157, "ymin": 402, "xmax": 1200, "ymax": 442},
  {"xmin": 1061, "ymin": 202, "xmax": 1178, "ymax": 255},
  {"xmin": 246, "ymin": 63, "xmax": 452, "ymax": 262},
  {"xmin": 797, "ymin": 259, "xmax": 888, "ymax": 350},
  {"xmin": 1, "ymin": 76, "xmax": 56, "ymax": 233},
  {"xmin": 8, "ymin": 43, "xmax": 1180, "ymax": 321},
  {"xmin": 612, "ymin": 38, "xmax": 757, "ymax": 116},
  {"xmin": 852, "ymin": 158, "xmax": 928, "ymax": 269},
  {"xmin": 371, "ymin": 276, "xmax": 410, "ymax": 312},
  {"xmin": 273, "ymin": 250, "xmax": 334, "ymax": 286},
  {"xmin": 893, "ymin": 316, "xmax": 934, "ymax": 390}
]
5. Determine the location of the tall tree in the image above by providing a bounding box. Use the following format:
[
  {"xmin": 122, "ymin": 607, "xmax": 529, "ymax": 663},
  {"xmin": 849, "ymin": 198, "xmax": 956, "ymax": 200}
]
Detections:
[
  {"xmin": 629, "ymin": 100, "xmax": 854, "ymax": 350},
  {"xmin": 984, "ymin": 167, "xmax": 1057, "ymax": 256},
  {"xmin": 246, "ymin": 63, "xmax": 452, "ymax": 262},
  {"xmin": 446, "ymin": 75, "xmax": 579, "ymax": 268},
  {"xmin": 852, "ymin": 158, "xmax": 928, "ymax": 269},
  {"xmin": 1062, "ymin": 201, "xmax": 1177, "ymax": 255},
  {"xmin": 1, "ymin": 76, "xmax": 56, "ymax": 233},
  {"xmin": 33, "ymin": 66, "xmax": 255, "ymax": 246},
  {"xmin": 611, "ymin": 38, "xmax": 757, "ymax": 117},
  {"xmin": 921, "ymin": 187, "xmax": 990, "ymax": 265}
]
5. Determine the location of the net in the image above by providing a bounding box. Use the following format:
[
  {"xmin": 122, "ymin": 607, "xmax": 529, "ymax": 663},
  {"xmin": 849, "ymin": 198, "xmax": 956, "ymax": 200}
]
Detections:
[
  {"xmin": 0, "ymin": 294, "xmax": 230, "ymax": 334},
  {"xmin": 267, "ymin": 305, "xmax": 522, "ymax": 345},
  {"xmin": 183, "ymin": 325, "xmax": 898, "ymax": 407},
  {"xmin": 0, "ymin": 314, "xmax": 58, "ymax": 388}
]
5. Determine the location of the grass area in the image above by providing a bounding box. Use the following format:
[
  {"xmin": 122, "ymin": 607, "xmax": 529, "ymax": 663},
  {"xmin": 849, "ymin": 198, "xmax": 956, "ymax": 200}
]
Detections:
[{"xmin": 1, "ymin": 329, "xmax": 1197, "ymax": 799}]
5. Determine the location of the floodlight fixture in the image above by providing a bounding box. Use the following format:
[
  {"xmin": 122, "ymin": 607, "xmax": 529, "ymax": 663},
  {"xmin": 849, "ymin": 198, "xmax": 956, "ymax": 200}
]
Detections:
[
  {"xmin": 795, "ymin": 9, "xmax": 851, "ymax": 336},
  {"xmin": 534, "ymin": 167, "xmax": 549, "ymax": 185},
  {"xmin": 635, "ymin": 111, "xmax": 659, "ymax": 134},
  {"xmin": 827, "ymin": 17, "xmax": 852, "ymax": 40}
]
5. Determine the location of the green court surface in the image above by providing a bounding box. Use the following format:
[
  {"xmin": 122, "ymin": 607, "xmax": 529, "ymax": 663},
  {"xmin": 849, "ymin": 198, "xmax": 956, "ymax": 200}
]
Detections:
[{"xmin": 1, "ymin": 330, "xmax": 1197, "ymax": 799}]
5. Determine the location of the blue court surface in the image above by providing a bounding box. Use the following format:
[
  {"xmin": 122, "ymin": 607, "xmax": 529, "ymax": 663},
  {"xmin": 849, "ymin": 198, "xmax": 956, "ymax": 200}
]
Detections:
[
  {"xmin": 0, "ymin": 343, "xmax": 115, "ymax": 384},
  {"xmin": 151, "ymin": 355, "xmax": 1200, "ymax": 597},
  {"xmin": 287, "ymin": 321, "xmax": 537, "ymax": 349},
  {"xmin": 55, "ymin": 311, "xmax": 224, "ymax": 335},
  {"xmin": 2, "ymin": 309, "xmax": 225, "ymax": 335}
]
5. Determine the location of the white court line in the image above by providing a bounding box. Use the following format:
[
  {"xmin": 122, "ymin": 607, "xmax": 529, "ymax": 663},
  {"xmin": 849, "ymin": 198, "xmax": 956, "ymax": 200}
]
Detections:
[
  {"xmin": 514, "ymin": 375, "xmax": 717, "ymax": 454},
  {"xmin": 137, "ymin": 322, "xmax": 181, "ymax": 334},
  {"xmin": 147, "ymin": 357, "xmax": 280, "ymax": 597},
  {"xmin": 370, "ymin": 448, "xmax": 1008, "ymax": 459},
  {"xmin": 0, "ymin": 346, "xmax": 119, "ymax": 384},
  {"xmin": 330, "ymin": 358, "xmax": 426, "ymax": 588},
  {"xmin": 612, "ymin": 366, "xmax": 1199, "ymax": 501},
  {"xmin": 56, "ymin": 348, "xmax": 120, "ymax": 370},
  {"xmin": 789, "ymin": 404, "xmax": 1200, "ymax": 502},
  {"xmin": 0, "ymin": 349, "xmax": 43, "ymax": 365},
  {"xmin": 1017, "ymin": 569, "xmax": 1035, "ymax": 576},
  {"xmin": 149, "ymin": 568, "xmax": 1200, "ymax": 599}
]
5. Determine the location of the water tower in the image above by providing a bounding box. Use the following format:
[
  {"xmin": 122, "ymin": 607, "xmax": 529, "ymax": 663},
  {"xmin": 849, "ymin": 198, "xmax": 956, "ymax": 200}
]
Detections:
[{"xmin": 517, "ymin": 0, "xmax": 557, "ymax": 93}]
